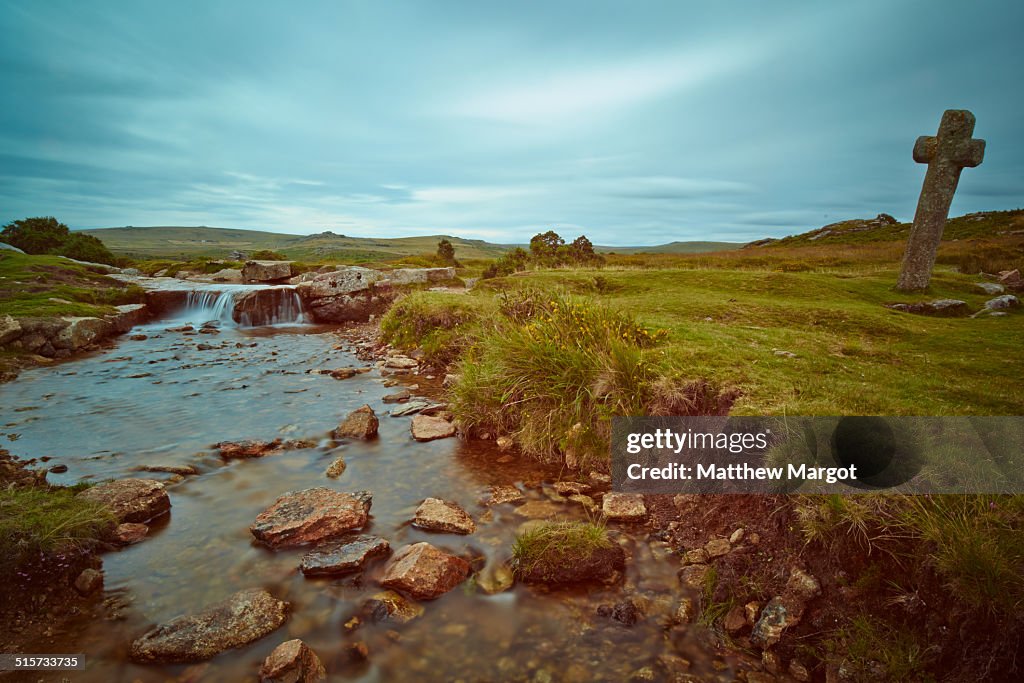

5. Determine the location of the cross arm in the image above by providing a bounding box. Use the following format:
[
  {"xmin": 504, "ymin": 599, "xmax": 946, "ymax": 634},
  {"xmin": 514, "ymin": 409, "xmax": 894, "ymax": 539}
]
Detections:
[{"xmin": 913, "ymin": 136, "xmax": 936, "ymax": 164}]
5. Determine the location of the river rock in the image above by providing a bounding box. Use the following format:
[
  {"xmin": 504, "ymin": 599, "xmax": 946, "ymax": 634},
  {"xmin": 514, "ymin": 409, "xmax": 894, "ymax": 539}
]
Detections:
[
  {"xmin": 483, "ymin": 485, "xmax": 525, "ymax": 506},
  {"xmin": 384, "ymin": 356, "xmax": 418, "ymax": 370},
  {"xmin": 74, "ymin": 568, "xmax": 104, "ymax": 596},
  {"xmin": 108, "ymin": 303, "xmax": 150, "ymax": 332},
  {"xmin": 477, "ymin": 562, "xmax": 515, "ymax": 594},
  {"xmin": 299, "ymin": 535, "xmax": 391, "ymax": 576},
  {"xmin": 216, "ymin": 438, "xmax": 316, "ymax": 459},
  {"xmin": 259, "ymin": 639, "xmax": 326, "ymax": 683},
  {"xmin": 412, "ymin": 498, "xmax": 476, "ymax": 534},
  {"xmin": 380, "ymin": 542, "xmax": 471, "ymax": 599},
  {"xmin": 243, "ymin": 260, "xmax": 292, "ymax": 283},
  {"xmin": 382, "ymin": 389, "xmax": 411, "ymax": 403},
  {"xmin": 553, "ymin": 481, "xmax": 591, "ymax": 496},
  {"xmin": 129, "ymin": 588, "xmax": 288, "ymax": 663},
  {"xmin": 335, "ymin": 405, "xmax": 379, "ymax": 439},
  {"xmin": 602, "ymin": 493, "xmax": 647, "ymax": 521},
  {"xmin": 295, "ymin": 268, "xmax": 391, "ymax": 323},
  {"xmin": 411, "ymin": 414, "xmax": 456, "ymax": 441},
  {"xmin": 113, "ymin": 522, "xmax": 149, "ymax": 545},
  {"xmin": 360, "ymin": 590, "xmax": 424, "ymax": 623},
  {"xmin": 513, "ymin": 500, "xmax": 563, "ymax": 519},
  {"xmin": 251, "ymin": 488, "xmax": 372, "ymax": 549},
  {"xmin": 53, "ymin": 316, "xmax": 114, "ymax": 351},
  {"xmin": 77, "ymin": 478, "xmax": 170, "ymax": 524},
  {"xmin": 324, "ymin": 457, "xmax": 346, "ymax": 478},
  {"xmin": 596, "ymin": 599, "xmax": 639, "ymax": 626}
]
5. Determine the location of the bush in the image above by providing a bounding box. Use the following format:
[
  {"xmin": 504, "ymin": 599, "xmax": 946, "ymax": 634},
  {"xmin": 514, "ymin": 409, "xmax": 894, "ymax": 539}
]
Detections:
[{"xmin": 1, "ymin": 216, "xmax": 117, "ymax": 265}]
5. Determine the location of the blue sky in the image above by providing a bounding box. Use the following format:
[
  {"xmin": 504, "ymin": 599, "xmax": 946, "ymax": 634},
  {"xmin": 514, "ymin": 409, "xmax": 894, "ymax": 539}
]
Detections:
[{"xmin": 0, "ymin": 1, "xmax": 1020, "ymax": 245}]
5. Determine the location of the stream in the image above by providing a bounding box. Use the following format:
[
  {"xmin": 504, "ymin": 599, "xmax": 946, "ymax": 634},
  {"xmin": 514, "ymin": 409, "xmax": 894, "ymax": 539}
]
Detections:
[{"xmin": 0, "ymin": 285, "xmax": 731, "ymax": 682}]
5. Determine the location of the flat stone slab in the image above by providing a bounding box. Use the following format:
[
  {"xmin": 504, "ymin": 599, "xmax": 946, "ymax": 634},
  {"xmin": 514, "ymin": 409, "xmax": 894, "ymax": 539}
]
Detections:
[
  {"xmin": 129, "ymin": 588, "xmax": 288, "ymax": 663},
  {"xmin": 299, "ymin": 535, "xmax": 391, "ymax": 576},
  {"xmin": 412, "ymin": 498, "xmax": 475, "ymax": 535},
  {"xmin": 602, "ymin": 493, "xmax": 647, "ymax": 522},
  {"xmin": 411, "ymin": 414, "xmax": 456, "ymax": 441},
  {"xmin": 390, "ymin": 400, "xmax": 444, "ymax": 417},
  {"xmin": 77, "ymin": 478, "xmax": 170, "ymax": 524},
  {"xmin": 251, "ymin": 488, "xmax": 372, "ymax": 549},
  {"xmin": 380, "ymin": 542, "xmax": 470, "ymax": 600}
]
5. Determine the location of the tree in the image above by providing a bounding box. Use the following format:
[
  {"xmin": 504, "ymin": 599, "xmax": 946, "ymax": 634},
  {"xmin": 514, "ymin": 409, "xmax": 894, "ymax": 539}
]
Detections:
[
  {"xmin": 529, "ymin": 230, "xmax": 564, "ymax": 265},
  {"xmin": 1, "ymin": 216, "xmax": 70, "ymax": 254},
  {"xmin": 569, "ymin": 235, "xmax": 596, "ymax": 262},
  {"xmin": 436, "ymin": 238, "xmax": 459, "ymax": 266}
]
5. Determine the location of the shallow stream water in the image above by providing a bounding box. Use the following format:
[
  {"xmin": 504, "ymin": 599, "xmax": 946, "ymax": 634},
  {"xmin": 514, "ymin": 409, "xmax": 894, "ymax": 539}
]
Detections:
[{"xmin": 0, "ymin": 292, "xmax": 734, "ymax": 682}]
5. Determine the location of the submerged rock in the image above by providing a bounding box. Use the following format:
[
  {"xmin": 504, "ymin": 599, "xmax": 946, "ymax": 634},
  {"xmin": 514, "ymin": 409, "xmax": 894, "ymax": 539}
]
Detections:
[
  {"xmin": 334, "ymin": 405, "xmax": 379, "ymax": 440},
  {"xmin": 597, "ymin": 599, "xmax": 639, "ymax": 626},
  {"xmin": 324, "ymin": 456, "xmax": 347, "ymax": 479},
  {"xmin": 483, "ymin": 485, "xmax": 525, "ymax": 506},
  {"xmin": 412, "ymin": 498, "xmax": 476, "ymax": 535},
  {"xmin": 380, "ymin": 542, "xmax": 471, "ymax": 600},
  {"xmin": 216, "ymin": 439, "xmax": 316, "ymax": 459},
  {"xmin": 113, "ymin": 522, "xmax": 149, "ymax": 545},
  {"xmin": 251, "ymin": 488, "xmax": 372, "ymax": 549},
  {"xmin": 410, "ymin": 414, "xmax": 456, "ymax": 441},
  {"xmin": 130, "ymin": 588, "xmax": 288, "ymax": 663},
  {"xmin": 360, "ymin": 590, "xmax": 424, "ymax": 623},
  {"xmin": 259, "ymin": 639, "xmax": 326, "ymax": 683},
  {"xmin": 77, "ymin": 478, "xmax": 170, "ymax": 524},
  {"xmin": 477, "ymin": 562, "xmax": 515, "ymax": 594},
  {"xmin": 299, "ymin": 535, "xmax": 390, "ymax": 576}
]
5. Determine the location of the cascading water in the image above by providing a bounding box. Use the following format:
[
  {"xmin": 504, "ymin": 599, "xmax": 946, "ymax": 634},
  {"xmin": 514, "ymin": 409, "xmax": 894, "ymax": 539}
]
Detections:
[{"xmin": 166, "ymin": 286, "xmax": 307, "ymax": 328}]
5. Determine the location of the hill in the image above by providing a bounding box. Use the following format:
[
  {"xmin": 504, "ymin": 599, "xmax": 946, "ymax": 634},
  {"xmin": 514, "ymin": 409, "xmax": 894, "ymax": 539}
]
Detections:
[
  {"xmin": 753, "ymin": 209, "xmax": 1024, "ymax": 248},
  {"xmin": 81, "ymin": 225, "xmax": 739, "ymax": 261}
]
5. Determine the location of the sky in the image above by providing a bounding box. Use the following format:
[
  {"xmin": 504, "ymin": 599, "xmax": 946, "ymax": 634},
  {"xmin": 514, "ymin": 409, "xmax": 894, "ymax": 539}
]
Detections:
[{"xmin": 0, "ymin": 1, "xmax": 1021, "ymax": 246}]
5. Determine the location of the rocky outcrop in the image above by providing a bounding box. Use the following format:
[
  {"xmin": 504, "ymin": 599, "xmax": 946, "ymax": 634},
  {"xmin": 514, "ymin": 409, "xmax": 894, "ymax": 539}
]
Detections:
[
  {"xmin": 232, "ymin": 288, "xmax": 304, "ymax": 326},
  {"xmin": 299, "ymin": 535, "xmax": 391, "ymax": 576},
  {"xmin": 1, "ymin": 305, "xmax": 150, "ymax": 358},
  {"xmin": 385, "ymin": 267, "xmax": 455, "ymax": 285},
  {"xmin": 77, "ymin": 478, "xmax": 171, "ymax": 524},
  {"xmin": 334, "ymin": 405, "xmax": 379, "ymax": 439},
  {"xmin": 380, "ymin": 542, "xmax": 471, "ymax": 599},
  {"xmin": 129, "ymin": 588, "xmax": 288, "ymax": 663},
  {"xmin": 258, "ymin": 643, "xmax": 325, "ymax": 683},
  {"xmin": 410, "ymin": 414, "xmax": 456, "ymax": 441},
  {"xmin": 259, "ymin": 639, "xmax": 326, "ymax": 683},
  {"xmin": 243, "ymin": 260, "xmax": 292, "ymax": 283},
  {"xmin": 209, "ymin": 268, "xmax": 243, "ymax": 283},
  {"xmin": 251, "ymin": 488, "xmax": 372, "ymax": 549},
  {"xmin": 294, "ymin": 268, "xmax": 393, "ymax": 323},
  {"xmin": 412, "ymin": 498, "xmax": 476, "ymax": 534}
]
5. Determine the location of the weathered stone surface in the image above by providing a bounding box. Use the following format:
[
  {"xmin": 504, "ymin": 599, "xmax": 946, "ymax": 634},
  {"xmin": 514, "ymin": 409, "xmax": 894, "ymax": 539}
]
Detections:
[
  {"xmin": 682, "ymin": 548, "xmax": 709, "ymax": 565},
  {"xmin": 324, "ymin": 457, "xmax": 347, "ymax": 479},
  {"xmin": 412, "ymin": 498, "xmax": 475, "ymax": 534},
  {"xmin": 361, "ymin": 590, "xmax": 424, "ymax": 623},
  {"xmin": 209, "ymin": 268, "xmax": 243, "ymax": 283},
  {"xmin": 751, "ymin": 567, "xmax": 821, "ymax": 648},
  {"xmin": 885, "ymin": 299, "xmax": 970, "ymax": 317},
  {"xmin": 0, "ymin": 315, "xmax": 22, "ymax": 346},
  {"xmin": 477, "ymin": 562, "xmax": 514, "ymax": 594},
  {"xmin": 602, "ymin": 493, "xmax": 647, "ymax": 521},
  {"xmin": 216, "ymin": 439, "xmax": 316, "ymax": 459},
  {"xmin": 379, "ymin": 542, "xmax": 470, "ymax": 599},
  {"xmin": 299, "ymin": 535, "xmax": 390, "ymax": 576},
  {"xmin": 411, "ymin": 414, "xmax": 456, "ymax": 442},
  {"xmin": 233, "ymin": 288, "xmax": 305, "ymax": 326},
  {"xmin": 53, "ymin": 316, "xmax": 113, "ymax": 350},
  {"xmin": 78, "ymin": 478, "xmax": 170, "ymax": 524},
  {"xmin": 113, "ymin": 522, "xmax": 149, "ymax": 545},
  {"xmin": 390, "ymin": 400, "xmax": 443, "ymax": 417},
  {"xmin": 976, "ymin": 282, "xmax": 1006, "ymax": 295},
  {"xmin": 723, "ymin": 605, "xmax": 747, "ymax": 633},
  {"xmin": 382, "ymin": 388, "xmax": 412, "ymax": 403},
  {"xmin": 483, "ymin": 485, "xmax": 524, "ymax": 506},
  {"xmin": 705, "ymin": 537, "xmax": 731, "ymax": 558},
  {"xmin": 897, "ymin": 109, "xmax": 985, "ymax": 291},
  {"xmin": 517, "ymin": 542, "xmax": 625, "ymax": 586},
  {"xmin": 243, "ymin": 260, "xmax": 292, "ymax": 283},
  {"xmin": 678, "ymin": 564, "xmax": 712, "ymax": 589},
  {"xmin": 74, "ymin": 568, "xmax": 103, "ymax": 596},
  {"xmin": 259, "ymin": 639, "xmax": 326, "ymax": 683},
  {"xmin": 251, "ymin": 488, "xmax": 372, "ymax": 549},
  {"xmin": 984, "ymin": 294, "xmax": 1020, "ymax": 310},
  {"xmin": 553, "ymin": 481, "xmax": 591, "ymax": 496},
  {"xmin": 108, "ymin": 303, "xmax": 150, "ymax": 332},
  {"xmin": 295, "ymin": 268, "xmax": 391, "ymax": 323},
  {"xmin": 513, "ymin": 500, "xmax": 563, "ymax": 519},
  {"xmin": 335, "ymin": 405, "xmax": 379, "ymax": 439},
  {"xmin": 998, "ymin": 269, "xmax": 1021, "ymax": 286},
  {"xmin": 129, "ymin": 588, "xmax": 288, "ymax": 663},
  {"xmin": 384, "ymin": 356, "xmax": 418, "ymax": 370},
  {"xmin": 139, "ymin": 464, "xmax": 198, "ymax": 476},
  {"xmin": 386, "ymin": 267, "xmax": 455, "ymax": 285}
]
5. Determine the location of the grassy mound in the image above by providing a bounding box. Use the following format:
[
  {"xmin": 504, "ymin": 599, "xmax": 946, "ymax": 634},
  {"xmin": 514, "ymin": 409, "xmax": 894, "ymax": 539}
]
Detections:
[
  {"xmin": 0, "ymin": 251, "xmax": 144, "ymax": 318},
  {"xmin": 511, "ymin": 521, "xmax": 619, "ymax": 583}
]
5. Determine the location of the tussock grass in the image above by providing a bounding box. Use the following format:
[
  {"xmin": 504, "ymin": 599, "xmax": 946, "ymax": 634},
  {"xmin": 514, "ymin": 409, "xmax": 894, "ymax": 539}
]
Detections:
[
  {"xmin": 511, "ymin": 520, "xmax": 611, "ymax": 577},
  {"xmin": 0, "ymin": 486, "xmax": 115, "ymax": 570},
  {"xmin": 380, "ymin": 291, "xmax": 492, "ymax": 367}
]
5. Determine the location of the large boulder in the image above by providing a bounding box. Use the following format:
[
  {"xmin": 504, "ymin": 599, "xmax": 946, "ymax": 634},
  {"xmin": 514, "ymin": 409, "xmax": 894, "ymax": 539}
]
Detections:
[
  {"xmin": 299, "ymin": 535, "xmax": 391, "ymax": 576},
  {"xmin": 295, "ymin": 268, "xmax": 392, "ymax": 323},
  {"xmin": 259, "ymin": 639, "xmax": 326, "ymax": 683},
  {"xmin": 334, "ymin": 405, "xmax": 379, "ymax": 440},
  {"xmin": 250, "ymin": 488, "xmax": 372, "ymax": 549},
  {"xmin": 380, "ymin": 542, "xmax": 471, "ymax": 599},
  {"xmin": 412, "ymin": 498, "xmax": 475, "ymax": 534},
  {"xmin": 77, "ymin": 478, "xmax": 171, "ymax": 524},
  {"xmin": 387, "ymin": 268, "xmax": 455, "ymax": 285},
  {"xmin": 129, "ymin": 588, "xmax": 288, "ymax": 663},
  {"xmin": 53, "ymin": 316, "xmax": 114, "ymax": 351},
  {"xmin": 243, "ymin": 260, "xmax": 293, "ymax": 283}
]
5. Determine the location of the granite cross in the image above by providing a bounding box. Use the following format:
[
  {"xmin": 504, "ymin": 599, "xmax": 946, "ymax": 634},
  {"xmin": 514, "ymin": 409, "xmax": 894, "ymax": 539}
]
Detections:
[{"xmin": 896, "ymin": 109, "xmax": 985, "ymax": 292}]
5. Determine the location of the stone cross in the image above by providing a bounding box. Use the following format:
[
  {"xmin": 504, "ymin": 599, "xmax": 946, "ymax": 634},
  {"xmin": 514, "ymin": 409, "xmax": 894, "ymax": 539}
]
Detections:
[{"xmin": 896, "ymin": 109, "xmax": 985, "ymax": 292}]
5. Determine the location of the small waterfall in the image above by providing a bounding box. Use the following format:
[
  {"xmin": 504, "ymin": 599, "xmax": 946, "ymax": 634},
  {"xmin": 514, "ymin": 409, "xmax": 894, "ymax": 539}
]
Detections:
[{"xmin": 167, "ymin": 287, "xmax": 307, "ymax": 328}]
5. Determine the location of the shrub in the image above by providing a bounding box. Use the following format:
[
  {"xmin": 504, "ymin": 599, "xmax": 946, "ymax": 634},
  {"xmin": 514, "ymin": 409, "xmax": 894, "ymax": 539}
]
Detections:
[{"xmin": 1, "ymin": 216, "xmax": 117, "ymax": 265}]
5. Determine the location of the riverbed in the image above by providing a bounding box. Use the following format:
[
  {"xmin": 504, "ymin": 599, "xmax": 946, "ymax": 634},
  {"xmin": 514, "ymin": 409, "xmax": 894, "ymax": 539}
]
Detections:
[{"xmin": 0, "ymin": 297, "xmax": 733, "ymax": 682}]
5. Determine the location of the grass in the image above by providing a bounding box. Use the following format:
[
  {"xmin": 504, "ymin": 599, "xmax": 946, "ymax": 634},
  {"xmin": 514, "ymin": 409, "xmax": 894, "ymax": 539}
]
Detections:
[
  {"xmin": 380, "ymin": 291, "xmax": 492, "ymax": 367},
  {"xmin": 0, "ymin": 486, "xmax": 115, "ymax": 571},
  {"xmin": 511, "ymin": 520, "xmax": 611, "ymax": 578},
  {"xmin": 0, "ymin": 251, "xmax": 144, "ymax": 318}
]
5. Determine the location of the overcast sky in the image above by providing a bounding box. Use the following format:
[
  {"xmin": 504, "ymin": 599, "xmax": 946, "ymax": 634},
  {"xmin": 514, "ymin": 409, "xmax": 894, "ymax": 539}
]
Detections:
[{"xmin": 0, "ymin": 1, "xmax": 1020, "ymax": 245}]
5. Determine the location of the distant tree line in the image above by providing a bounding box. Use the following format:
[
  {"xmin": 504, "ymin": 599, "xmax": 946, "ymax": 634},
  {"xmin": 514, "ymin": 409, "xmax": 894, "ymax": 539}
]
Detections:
[
  {"xmin": 1, "ymin": 216, "xmax": 117, "ymax": 265},
  {"xmin": 482, "ymin": 229, "xmax": 602, "ymax": 278}
]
